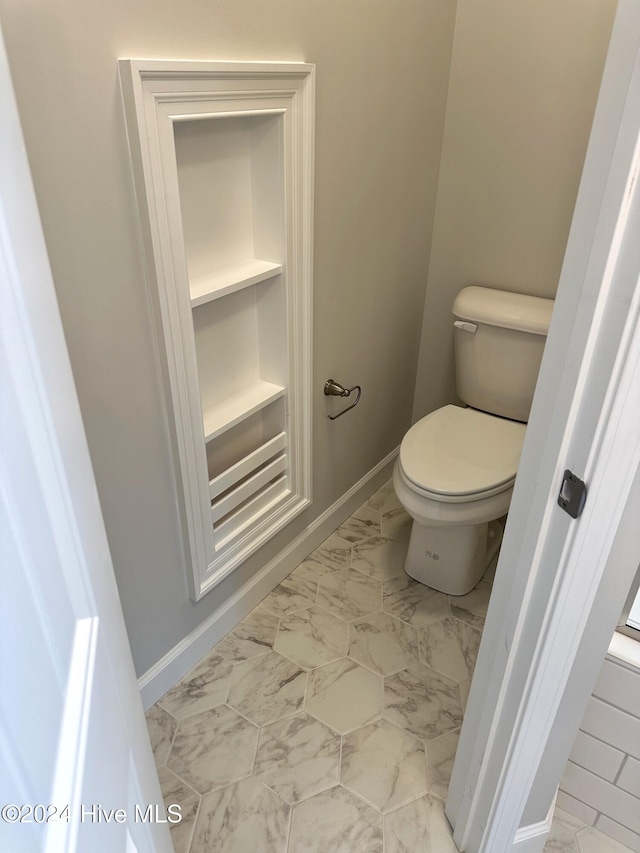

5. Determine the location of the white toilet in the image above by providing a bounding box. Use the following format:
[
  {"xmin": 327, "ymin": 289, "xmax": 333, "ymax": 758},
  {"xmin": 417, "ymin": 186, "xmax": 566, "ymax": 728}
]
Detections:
[{"xmin": 393, "ymin": 285, "xmax": 554, "ymax": 595}]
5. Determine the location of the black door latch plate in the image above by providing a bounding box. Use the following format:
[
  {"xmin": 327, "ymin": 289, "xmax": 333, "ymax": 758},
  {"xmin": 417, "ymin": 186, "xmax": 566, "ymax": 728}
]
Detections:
[{"xmin": 558, "ymin": 469, "xmax": 587, "ymax": 519}]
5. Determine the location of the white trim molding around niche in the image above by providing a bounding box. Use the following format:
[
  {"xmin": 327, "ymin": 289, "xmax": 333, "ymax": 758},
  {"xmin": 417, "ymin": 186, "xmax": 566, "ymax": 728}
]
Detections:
[{"xmin": 118, "ymin": 60, "xmax": 315, "ymax": 600}]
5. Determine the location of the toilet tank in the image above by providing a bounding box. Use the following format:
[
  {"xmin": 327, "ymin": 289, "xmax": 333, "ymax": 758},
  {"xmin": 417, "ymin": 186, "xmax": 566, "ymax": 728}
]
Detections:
[{"xmin": 452, "ymin": 286, "xmax": 554, "ymax": 422}]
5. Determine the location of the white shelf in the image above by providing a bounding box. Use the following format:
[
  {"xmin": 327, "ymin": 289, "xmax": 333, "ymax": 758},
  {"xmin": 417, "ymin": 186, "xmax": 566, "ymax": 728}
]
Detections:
[
  {"xmin": 211, "ymin": 453, "xmax": 287, "ymax": 523},
  {"xmin": 190, "ymin": 259, "xmax": 282, "ymax": 307},
  {"xmin": 209, "ymin": 432, "xmax": 287, "ymax": 500},
  {"xmin": 214, "ymin": 477, "xmax": 290, "ymax": 549},
  {"xmin": 202, "ymin": 380, "xmax": 285, "ymax": 442}
]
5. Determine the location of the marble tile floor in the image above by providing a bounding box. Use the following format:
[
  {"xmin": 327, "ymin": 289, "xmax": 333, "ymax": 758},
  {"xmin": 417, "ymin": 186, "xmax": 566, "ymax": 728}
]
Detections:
[{"xmin": 145, "ymin": 480, "xmax": 632, "ymax": 853}]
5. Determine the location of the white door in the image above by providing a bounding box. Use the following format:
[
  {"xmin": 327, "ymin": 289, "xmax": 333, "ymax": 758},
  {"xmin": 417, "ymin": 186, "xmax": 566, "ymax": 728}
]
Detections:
[{"xmin": 0, "ymin": 27, "xmax": 173, "ymax": 853}]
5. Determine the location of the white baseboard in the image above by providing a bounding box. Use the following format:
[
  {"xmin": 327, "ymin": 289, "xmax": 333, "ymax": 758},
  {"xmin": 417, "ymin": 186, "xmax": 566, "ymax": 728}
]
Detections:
[
  {"xmin": 510, "ymin": 790, "xmax": 557, "ymax": 853},
  {"xmin": 139, "ymin": 447, "xmax": 399, "ymax": 709}
]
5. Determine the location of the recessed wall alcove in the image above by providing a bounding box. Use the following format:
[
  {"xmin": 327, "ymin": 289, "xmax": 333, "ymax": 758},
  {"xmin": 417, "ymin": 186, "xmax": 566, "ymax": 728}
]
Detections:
[{"xmin": 119, "ymin": 60, "xmax": 315, "ymax": 600}]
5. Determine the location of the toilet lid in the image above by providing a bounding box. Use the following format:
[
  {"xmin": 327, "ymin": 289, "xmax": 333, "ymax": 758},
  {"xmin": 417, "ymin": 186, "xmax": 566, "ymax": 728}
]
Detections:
[{"xmin": 399, "ymin": 405, "xmax": 526, "ymax": 499}]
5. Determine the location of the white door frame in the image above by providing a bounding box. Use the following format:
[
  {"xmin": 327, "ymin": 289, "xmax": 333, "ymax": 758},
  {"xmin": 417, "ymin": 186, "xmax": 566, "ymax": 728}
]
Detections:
[{"xmin": 447, "ymin": 2, "xmax": 640, "ymax": 851}]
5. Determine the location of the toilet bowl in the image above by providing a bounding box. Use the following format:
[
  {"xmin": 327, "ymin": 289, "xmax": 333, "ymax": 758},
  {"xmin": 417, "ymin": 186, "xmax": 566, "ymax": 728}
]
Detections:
[
  {"xmin": 394, "ymin": 404, "xmax": 525, "ymax": 595},
  {"xmin": 395, "ymin": 286, "xmax": 554, "ymax": 595}
]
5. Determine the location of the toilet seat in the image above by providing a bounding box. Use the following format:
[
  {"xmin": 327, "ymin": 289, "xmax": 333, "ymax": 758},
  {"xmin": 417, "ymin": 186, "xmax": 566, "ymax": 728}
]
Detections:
[{"xmin": 399, "ymin": 405, "xmax": 526, "ymax": 503}]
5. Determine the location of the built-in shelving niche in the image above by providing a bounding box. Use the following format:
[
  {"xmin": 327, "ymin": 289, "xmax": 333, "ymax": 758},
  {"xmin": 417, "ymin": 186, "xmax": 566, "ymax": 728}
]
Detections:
[{"xmin": 119, "ymin": 60, "xmax": 314, "ymax": 600}]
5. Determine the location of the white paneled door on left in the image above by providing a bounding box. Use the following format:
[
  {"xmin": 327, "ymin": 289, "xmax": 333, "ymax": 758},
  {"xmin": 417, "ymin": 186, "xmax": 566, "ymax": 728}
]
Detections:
[{"xmin": 0, "ymin": 25, "xmax": 172, "ymax": 853}]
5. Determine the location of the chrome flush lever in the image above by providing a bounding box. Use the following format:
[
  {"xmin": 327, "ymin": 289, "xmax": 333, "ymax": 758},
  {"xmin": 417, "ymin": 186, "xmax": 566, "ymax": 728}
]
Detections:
[{"xmin": 324, "ymin": 379, "xmax": 362, "ymax": 419}]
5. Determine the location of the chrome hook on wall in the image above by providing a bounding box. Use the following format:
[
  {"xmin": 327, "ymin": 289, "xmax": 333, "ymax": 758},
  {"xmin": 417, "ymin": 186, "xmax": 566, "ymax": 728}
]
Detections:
[{"xmin": 324, "ymin": 378, "xmax": 362, "ymax": 420}]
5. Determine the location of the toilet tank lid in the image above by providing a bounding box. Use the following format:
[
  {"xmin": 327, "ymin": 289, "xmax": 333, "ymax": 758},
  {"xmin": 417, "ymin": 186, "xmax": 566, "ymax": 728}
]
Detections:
[{"xmin": 453, "ymin": 286, "xmax": 554, "ymax": 335}]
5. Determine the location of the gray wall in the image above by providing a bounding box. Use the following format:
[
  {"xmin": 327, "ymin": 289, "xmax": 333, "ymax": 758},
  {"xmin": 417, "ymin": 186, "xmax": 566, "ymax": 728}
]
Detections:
[
  {"xmin": 0, "ymin": 0, "xmax": 456, "ymax": 674},
  {"xmin": 412, "ymin": 0, "xmax": 618, "ymax": 421}
]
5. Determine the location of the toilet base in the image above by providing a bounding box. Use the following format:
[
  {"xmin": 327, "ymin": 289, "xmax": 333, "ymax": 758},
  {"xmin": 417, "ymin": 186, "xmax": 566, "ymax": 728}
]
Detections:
[{"xmin": 404, "ymin": 519, "xmax": 503, "ymax": 595}]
